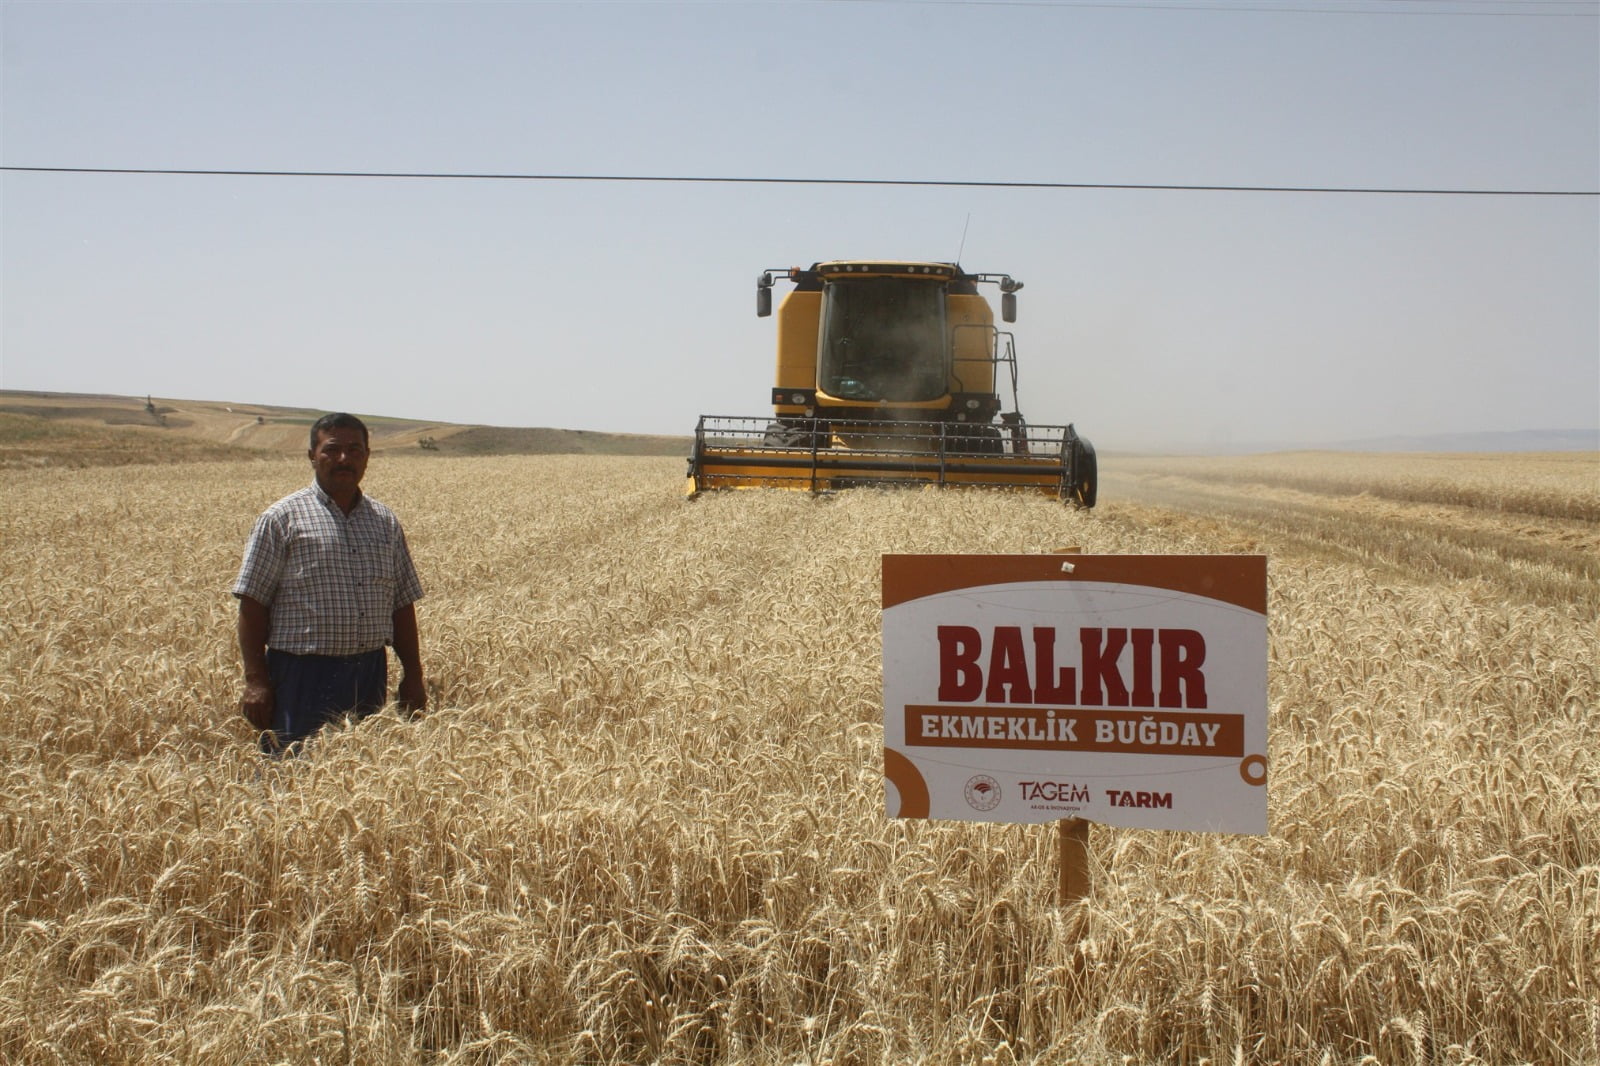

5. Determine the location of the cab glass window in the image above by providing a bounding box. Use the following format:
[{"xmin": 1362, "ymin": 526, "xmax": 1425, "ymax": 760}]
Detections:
[{"xmin": 818, "ymin": 278, "xmax": 948, "ymax": 402}]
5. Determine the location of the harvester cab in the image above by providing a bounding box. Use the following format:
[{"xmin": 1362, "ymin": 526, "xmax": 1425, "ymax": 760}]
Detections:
[{"xmin": 687, "ymin": 260, "xmax": 1096, "ymax": 507}]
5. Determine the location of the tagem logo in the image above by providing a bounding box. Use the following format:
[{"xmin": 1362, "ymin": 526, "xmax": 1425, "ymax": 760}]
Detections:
[
  {"xmin": 1019, "ymin": 780, "xmax": 1091, "ymax": 805},
  {"xmin": 964, "ymin": 775, "xmax": 1002, "ymax": 812}
]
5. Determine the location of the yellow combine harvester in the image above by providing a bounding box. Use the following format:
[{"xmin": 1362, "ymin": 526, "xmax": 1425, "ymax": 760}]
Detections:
[{"xmin": 686, "ymin": 259, "xmax": 1097, "ymax": 506}]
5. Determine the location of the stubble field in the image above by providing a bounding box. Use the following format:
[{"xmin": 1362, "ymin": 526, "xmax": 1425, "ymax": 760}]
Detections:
[{"xmin": 1, "ymin": 446, "xmax": 1596, "ymax": 1065}]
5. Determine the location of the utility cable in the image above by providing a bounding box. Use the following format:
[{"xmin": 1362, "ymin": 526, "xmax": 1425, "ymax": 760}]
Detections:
[{"xmin": 2, "ymin": 165, "xmax": 1595, "ymax": 196}]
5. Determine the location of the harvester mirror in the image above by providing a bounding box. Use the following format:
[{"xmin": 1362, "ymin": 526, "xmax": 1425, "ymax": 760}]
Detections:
[
  {"xmin": 1001, "ymin": 291, "xmax": 1017, "ymax": 323},
  {"xmin": 756, "ymin": 273, "xmax": 773, "ymax": 318}
]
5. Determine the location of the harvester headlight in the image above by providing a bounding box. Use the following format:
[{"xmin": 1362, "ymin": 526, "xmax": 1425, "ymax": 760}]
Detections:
[
  {"xmin": 789, "ymin": 393, "xmax": 807, "ymax": 405},
  {"xmin": 965, "ymin": 398, "xmax": 980, "ymax": 410}
]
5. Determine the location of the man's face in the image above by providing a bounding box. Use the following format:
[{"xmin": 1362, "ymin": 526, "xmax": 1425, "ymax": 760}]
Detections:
[{"xmin": 309, "ymin": 426, "xmax": 369, "ymax": 495}]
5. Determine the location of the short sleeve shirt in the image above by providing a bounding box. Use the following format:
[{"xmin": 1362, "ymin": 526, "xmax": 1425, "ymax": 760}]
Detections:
[{"xmin": 232, "ymin": 483, "xmax": 424, "ymax": 656}]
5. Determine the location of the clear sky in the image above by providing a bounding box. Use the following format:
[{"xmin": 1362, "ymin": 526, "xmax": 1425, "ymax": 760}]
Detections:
[{"xmin": 3, "ymin": 0, "xmax": 1596, "ymax": 451}]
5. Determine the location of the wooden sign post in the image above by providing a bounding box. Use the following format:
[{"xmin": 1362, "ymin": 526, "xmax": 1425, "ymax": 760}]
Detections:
[
  {"xmin": 1058, "ymin": 817, "xmax": 1091, "ymax": 906},
  {"xmin": 1053, "ymin": 548, "xmax": 1091, "ymax": 908}
]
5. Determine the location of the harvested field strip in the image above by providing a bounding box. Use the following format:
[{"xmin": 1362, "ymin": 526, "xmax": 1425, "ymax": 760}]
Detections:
[
  {"xmin": 1110, "ymin": 451, "xmax": 1600, "ymax": 522},
  {"xmin": 1103, "ymin": 453, "xmax": 1599, "ymax": 612}
]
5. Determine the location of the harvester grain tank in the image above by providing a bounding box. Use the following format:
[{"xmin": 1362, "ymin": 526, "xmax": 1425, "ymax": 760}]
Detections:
[{"xmin": 686, "ymin": 260, "xmax": 1097, "ymax": 506}]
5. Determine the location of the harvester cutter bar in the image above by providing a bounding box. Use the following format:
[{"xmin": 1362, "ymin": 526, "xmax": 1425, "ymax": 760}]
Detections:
[{"xmin": 687, "ymin": 416, "xmax": 1081, "ymax": 499}]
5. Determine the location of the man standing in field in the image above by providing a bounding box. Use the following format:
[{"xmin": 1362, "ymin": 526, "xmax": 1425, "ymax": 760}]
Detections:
[{"xmin": 233, "ymin": 412, "xmax": 426, "ymax": 753}]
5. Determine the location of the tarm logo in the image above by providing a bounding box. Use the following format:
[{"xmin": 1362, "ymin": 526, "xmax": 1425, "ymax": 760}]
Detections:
[
  {"xmin": 964, "ymin": 775, "xmax": 1002, "ymax": 812},
  {"xmin": 1105, "ymin": 789, "xmax": 1173, "ymax": 809}
]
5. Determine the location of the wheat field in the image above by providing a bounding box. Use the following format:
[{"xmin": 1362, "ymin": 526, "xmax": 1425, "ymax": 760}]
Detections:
[{"xmin": 1, "ymin": 447, "xmax": 1595, "ymax": 1065}]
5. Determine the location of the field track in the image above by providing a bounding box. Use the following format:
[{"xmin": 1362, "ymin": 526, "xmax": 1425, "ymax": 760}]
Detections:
[
  {"xmin": 1105, "ymin": 452, "xmax": 1600, "ymax": 613},
  {"xmin": 1, "ymin": 449, "xmax": 1595, "ymax": 1065}
]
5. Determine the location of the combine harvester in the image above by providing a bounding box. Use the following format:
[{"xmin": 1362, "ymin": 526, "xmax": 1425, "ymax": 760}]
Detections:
[{"xmin": 686, "ymin": 259, "xmax": 1097, "ymax": 507}]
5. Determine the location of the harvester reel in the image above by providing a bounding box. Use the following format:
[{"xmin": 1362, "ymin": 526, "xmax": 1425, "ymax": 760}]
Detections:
[
  {"xmin": 688, "ymin": 415, "xmax": 1097, "ymax": 503},
  {"xmin": 951, "ymin": 424, "xmax": 1005, "ymax": 456},
  {"xmin": 762, "ymin": 419, "xmax": 815, "ymax": 448}
]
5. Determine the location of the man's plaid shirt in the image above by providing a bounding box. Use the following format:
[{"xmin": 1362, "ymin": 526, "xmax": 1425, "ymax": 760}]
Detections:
[{"xmin": 233, "ymin": 483, "xmax": 424, "ymax": 656}]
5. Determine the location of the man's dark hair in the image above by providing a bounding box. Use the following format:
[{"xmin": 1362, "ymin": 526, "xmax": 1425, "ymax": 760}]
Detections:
[{"xmin": 309, "ymin": 412, "xmax": 370, "ymax": 450}]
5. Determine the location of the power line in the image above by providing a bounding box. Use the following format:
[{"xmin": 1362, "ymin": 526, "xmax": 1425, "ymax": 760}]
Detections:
[
  {"xmin": 576, "ymin": 0, "xmax": 1600, "ymax": 11},
  {"xmin": 2, "ymin": 165, "xmax": 1594, "ymax": 196}
]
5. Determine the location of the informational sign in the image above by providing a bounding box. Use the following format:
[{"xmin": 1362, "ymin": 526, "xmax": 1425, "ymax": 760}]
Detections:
[{"xmin": 883, "ymin": 554, "xmax": 1268, "ymax": 835}]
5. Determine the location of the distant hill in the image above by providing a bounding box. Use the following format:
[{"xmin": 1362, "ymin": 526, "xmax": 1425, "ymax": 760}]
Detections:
[
  {"xmin": 419, "ymin": 425, "xmax": 688, "ymax": 457},
  {"xmin": 0, "ymin": 390, "xmax": 689, "ymax": 466}
]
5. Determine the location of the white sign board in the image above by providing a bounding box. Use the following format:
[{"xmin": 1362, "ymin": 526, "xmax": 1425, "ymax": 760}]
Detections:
[{"xmin": 883, "ymin": 555, "xmax": 1269, "ymax": 835}]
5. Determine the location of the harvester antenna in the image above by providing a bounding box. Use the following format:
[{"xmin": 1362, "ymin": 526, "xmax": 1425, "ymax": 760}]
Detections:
[{"xmin": 955, "ymin": 213, "xmax": 971, "ymax": 264}]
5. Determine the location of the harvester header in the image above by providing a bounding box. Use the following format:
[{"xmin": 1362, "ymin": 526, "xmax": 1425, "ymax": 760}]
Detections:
[{"xmin": 688, "ymin": 258, "xmax": 1096, "ymax": 506}]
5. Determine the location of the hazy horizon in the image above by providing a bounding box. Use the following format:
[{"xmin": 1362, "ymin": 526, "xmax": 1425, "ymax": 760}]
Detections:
[{"xmin": 4, "ymin": 385, "xmax": 1595, "ymax": 457}]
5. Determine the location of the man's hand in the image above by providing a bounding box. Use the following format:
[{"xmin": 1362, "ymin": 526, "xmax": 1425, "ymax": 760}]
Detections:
[
  {"xmin": 392, "ymin": 602, "xmax": 426, "ymax": 719},
  {"xmin": 237, "ymin": 596, "xmax": 275, "ymax": 733},
  {"xmin": 397, "ymin": 671, "xmax": 427, "ymax": 719},
  {"xmin": 240, "ymin": 678, "xmax": 273, "ymax": 731}
]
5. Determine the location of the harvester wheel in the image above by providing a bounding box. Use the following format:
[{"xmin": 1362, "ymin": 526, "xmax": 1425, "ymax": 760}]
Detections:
[{"xmin": 1069, "ymin": 437, "xmax": 1098, "ymax": 509}]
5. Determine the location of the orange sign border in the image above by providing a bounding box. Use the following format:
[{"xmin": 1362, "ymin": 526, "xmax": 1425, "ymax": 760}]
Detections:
[{"xmin": 882, "ymin": 554, "xmax": 1266, "ymax": 614}]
